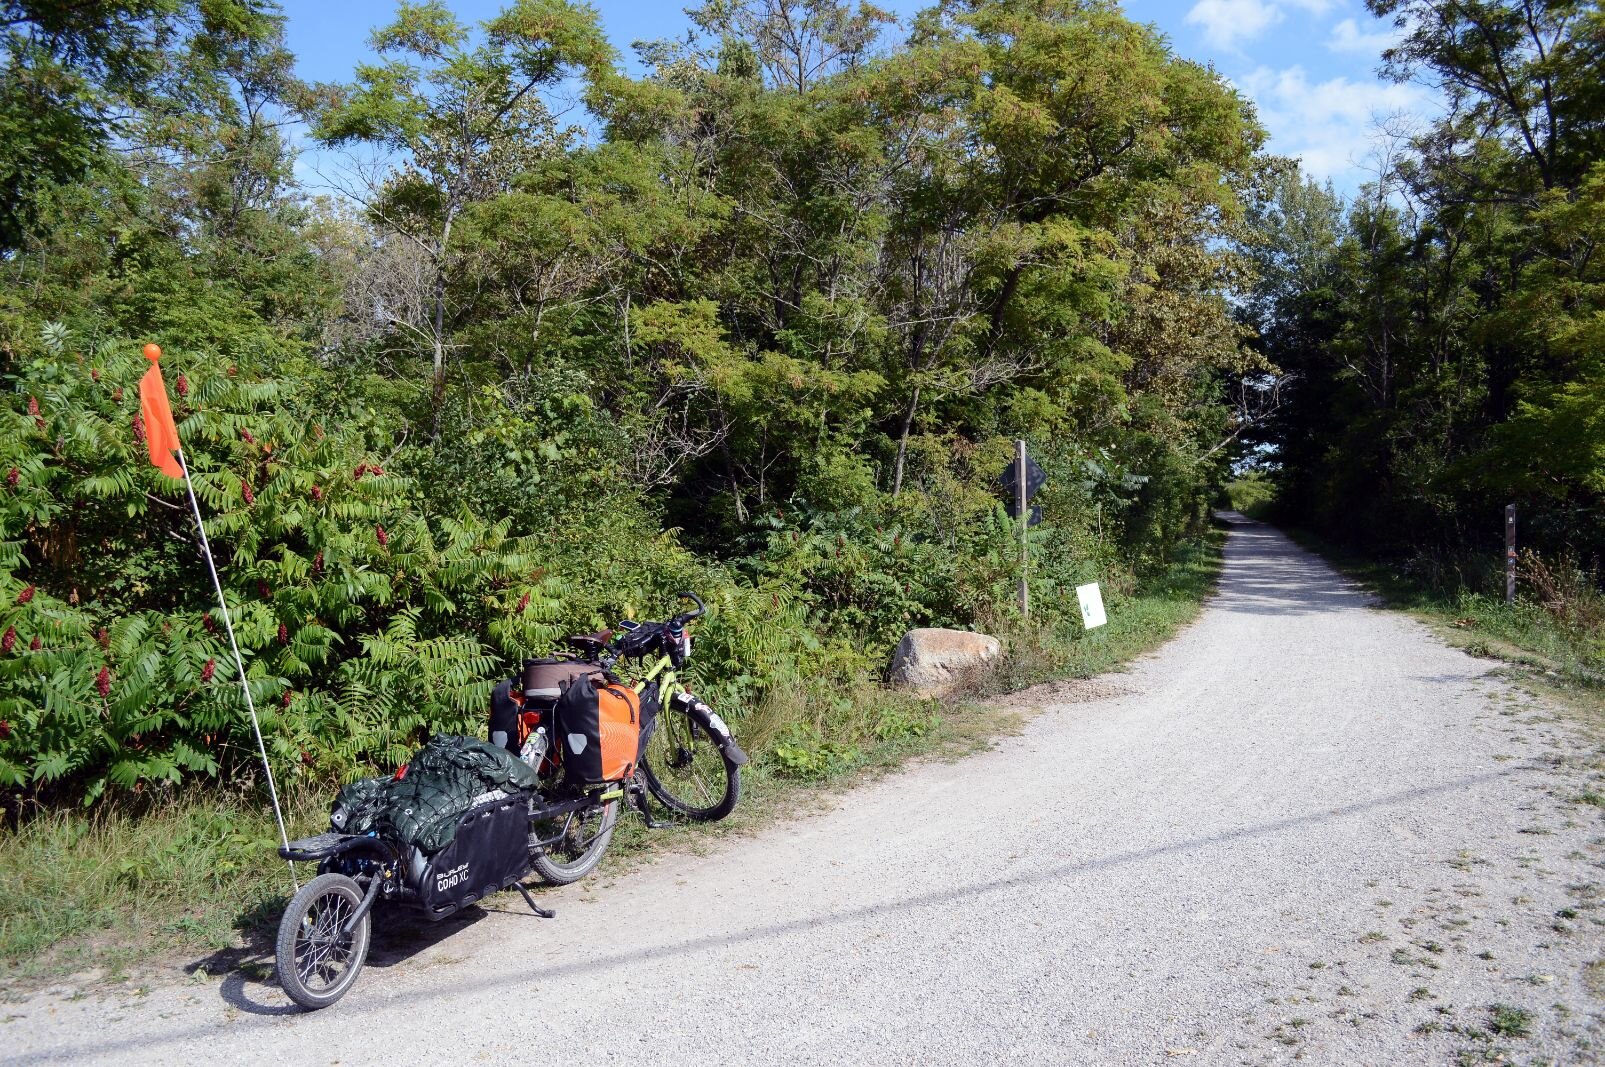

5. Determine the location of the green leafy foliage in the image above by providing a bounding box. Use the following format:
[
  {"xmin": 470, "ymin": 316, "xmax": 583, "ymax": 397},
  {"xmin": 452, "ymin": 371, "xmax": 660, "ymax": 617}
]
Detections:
[
  {"xmin": 0, "ymin": 331, "xmax": 550, "ymax": 797},
  {"xmin": 1, "ymin": 0, "xmax": 1265, "ymax": 806},
  {"xmin": 771, "ymin": 730, "xmax": 861, "ymax": 780},
  {"xmin": 1258, "ymin": 1, "xmax": 1605, "ymax": 576}
]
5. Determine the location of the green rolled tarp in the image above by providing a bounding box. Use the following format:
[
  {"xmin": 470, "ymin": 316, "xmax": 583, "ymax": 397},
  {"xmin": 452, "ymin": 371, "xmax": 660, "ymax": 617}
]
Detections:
[{"xmin": 328, "ymin": 734, "xmax": 538, "ymax": 853}]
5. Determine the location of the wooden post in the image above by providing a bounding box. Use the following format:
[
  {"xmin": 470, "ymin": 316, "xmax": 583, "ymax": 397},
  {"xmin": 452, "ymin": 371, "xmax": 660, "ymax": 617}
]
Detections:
[
  {"xmin": 1017, "ymin": 439, "xmax": 1029, "ymax": 619},
  {"xmin": 1505, "ymin": 503, "xmax": 1517, "ymax": 604}
]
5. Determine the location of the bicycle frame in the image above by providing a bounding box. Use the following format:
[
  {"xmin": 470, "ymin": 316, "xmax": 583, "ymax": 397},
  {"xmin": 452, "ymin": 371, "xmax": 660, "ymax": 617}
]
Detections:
[
  {"xmin": 625, "ymin": 649, "xmax": 745, "ymax": 764},
  {"xmin": 629, "ymin": 652, "xmax": 702, "ymax": 757},
  {"xmin": 630, "ymin": 651, "xmax": 687, "ymax": 705}
]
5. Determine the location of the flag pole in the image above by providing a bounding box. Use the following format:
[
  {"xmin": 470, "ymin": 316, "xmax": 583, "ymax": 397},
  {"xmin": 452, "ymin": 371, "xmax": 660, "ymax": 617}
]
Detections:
[
  {"xmin": 143, "ymin": 342, "xmax": 297, "ymax": 891},
  {"xmin": 175, "ymin": 449, "xmax": 296, "ymax": 888}
]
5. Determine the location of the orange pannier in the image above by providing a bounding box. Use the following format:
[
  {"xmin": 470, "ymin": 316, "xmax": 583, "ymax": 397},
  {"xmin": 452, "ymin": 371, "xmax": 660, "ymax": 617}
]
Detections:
[{"xmin": 552, "ymin": 672, "xmax": 640, "ymax": 785}]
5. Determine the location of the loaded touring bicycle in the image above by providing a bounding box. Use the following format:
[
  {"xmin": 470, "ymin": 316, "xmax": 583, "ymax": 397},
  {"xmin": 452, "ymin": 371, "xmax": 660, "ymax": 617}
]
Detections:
[{"xmin": 273, "ymin": 593, "xmax": 746, "ymax": 1009}]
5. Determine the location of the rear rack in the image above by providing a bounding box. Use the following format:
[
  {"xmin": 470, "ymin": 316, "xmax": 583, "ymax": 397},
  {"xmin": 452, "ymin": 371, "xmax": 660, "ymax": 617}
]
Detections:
[{"xmin": 279, "ymin": 832, "xmax": 370, "ymax": 861}]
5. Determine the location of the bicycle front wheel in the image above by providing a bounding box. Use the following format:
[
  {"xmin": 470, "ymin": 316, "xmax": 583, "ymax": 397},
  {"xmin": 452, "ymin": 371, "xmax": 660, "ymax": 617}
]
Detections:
[{"xmin": 642, "ymin": 703, "xmax": 741, "ymax": 821}]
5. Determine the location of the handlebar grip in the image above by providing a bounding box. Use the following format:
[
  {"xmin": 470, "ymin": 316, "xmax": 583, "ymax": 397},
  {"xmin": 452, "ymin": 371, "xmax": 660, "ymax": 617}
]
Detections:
[{"xmin": 675, "ymin": 591, "xmax": 706, "ymax": 619}]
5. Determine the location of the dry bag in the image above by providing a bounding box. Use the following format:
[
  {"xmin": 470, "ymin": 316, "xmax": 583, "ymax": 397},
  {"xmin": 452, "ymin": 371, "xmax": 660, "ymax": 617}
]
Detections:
[
  {"xmin": 553, "ymin": 672, "xmax": 639, "ymax": 785},
  {"xmin": 520, "ymin": 657, "xmax": 594, "ymax": 702}
]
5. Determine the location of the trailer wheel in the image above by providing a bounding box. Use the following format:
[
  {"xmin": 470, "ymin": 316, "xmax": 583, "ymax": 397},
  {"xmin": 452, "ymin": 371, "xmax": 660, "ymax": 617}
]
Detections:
[{"xmin": 275, "ymin": 873, "xmax": 371, "ymax": 1010}]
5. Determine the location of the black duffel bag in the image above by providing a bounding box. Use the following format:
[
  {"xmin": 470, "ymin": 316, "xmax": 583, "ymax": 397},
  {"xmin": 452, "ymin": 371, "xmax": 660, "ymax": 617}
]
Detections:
[{"xmin": 414, "ymin": 793, "xmax": 531, "ymax": 920}]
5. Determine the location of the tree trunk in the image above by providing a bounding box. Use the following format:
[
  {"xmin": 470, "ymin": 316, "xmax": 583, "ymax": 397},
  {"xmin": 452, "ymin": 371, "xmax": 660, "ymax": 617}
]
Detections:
[
  {"xmin": 890, "ymin": 384, "xmax": 921, "ymax": 498},
  {"xmin": 430, "ymin": 283, "xmax": 447, "ymax": 432},
  {"xmin": 429, "ymin": 219, "xmax": 453, "ymax": 437},
  {"xmin": 979, "ymin": 264, "xmax": 1023, "ymax": 365},
  {"xmin": 722, "ymin": 438, "xmax": 747, "ymax": 524}
]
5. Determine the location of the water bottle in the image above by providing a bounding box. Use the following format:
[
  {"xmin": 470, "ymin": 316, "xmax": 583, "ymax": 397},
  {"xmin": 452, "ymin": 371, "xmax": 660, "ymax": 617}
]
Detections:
[{"xmin": 520, "ymin": 726, "xmax": 547, "ymax": 768}]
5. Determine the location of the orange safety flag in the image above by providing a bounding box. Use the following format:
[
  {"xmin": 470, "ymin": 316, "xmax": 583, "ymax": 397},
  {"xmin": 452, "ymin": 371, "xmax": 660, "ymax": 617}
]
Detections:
[{"xmin": 138, "ymin": 343, "xmax": 183, "ymax": 479}]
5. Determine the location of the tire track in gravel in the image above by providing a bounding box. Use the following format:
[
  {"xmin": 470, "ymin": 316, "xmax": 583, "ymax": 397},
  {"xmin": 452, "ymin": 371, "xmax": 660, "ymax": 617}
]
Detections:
[{"xmin": 8, "ymin": 513, "xmax": 1605, "ymax": 1065}]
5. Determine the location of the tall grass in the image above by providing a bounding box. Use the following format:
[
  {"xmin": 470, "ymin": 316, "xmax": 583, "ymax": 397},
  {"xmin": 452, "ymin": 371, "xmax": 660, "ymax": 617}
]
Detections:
[{"xmin": 0, "ymin": 791, "xmax": 323, "ymax": 980}]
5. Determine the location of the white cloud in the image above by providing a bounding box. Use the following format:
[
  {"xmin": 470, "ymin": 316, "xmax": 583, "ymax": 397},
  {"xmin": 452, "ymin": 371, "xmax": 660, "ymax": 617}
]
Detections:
[
  {"xmin": 1236, "ymin": 65, "xmax": 1435, "ymax": 187},
  {"xmin": 1182, "ymin": 0, "xmax": 1340, "ymax": 52},
  {"xmin": 1328, "ymin": 16, "xmax": 1404, "ymax": 54},
  {"xmin": 1185, "ymin": 0, "xmax": 1284, "ymax": 51}
]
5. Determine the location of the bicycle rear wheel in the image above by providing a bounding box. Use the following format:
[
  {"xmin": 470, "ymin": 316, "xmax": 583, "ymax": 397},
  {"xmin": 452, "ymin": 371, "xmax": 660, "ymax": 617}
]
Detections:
[
  {"xmin": 529, "ymin": 798, "xmax": 618, "ymax": 885},
  {"xmin": 641, "ymin": 703, "xmax": 740, "ymax": 821}
]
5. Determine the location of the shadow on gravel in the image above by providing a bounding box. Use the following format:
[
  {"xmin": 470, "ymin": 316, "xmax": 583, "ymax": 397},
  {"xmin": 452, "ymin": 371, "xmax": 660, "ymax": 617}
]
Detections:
[
  {"xmin": 27, "ymin": 766, "xmax": 1521, "ymax": 1063},
  {"xmin": 185, "ymin": 902, "xmax": 489, "ymax": 1017}
]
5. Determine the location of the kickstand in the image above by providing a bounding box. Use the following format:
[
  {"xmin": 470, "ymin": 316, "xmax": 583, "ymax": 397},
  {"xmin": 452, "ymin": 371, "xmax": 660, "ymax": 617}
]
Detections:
[
  {"xmin": 515, "ymin": 881, "xmax": 556, "ymax": 918},
  {"xmin": 628, "ymin": 776, "xmax": 665, "ymax": 829}
]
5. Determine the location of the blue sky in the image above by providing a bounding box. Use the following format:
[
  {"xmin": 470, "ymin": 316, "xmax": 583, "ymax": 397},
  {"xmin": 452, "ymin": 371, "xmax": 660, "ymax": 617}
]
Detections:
[{"xmin": 279, "ymin": 0, "xmax": 1433, "ymax": 199}]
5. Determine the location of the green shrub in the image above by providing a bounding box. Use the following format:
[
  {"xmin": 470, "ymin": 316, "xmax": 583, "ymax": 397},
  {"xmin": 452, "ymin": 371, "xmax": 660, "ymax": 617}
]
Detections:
[
  {"xmin": 770, "ymin": 728, "xmax": 860, "ymax": 780},
  {"xmin": 1225, "ymin": 472, "xmax": 1278, "ymax": 520},
  {"xmin": 0, "ymin": 331, "xmax": 554, "ymax": 798}
]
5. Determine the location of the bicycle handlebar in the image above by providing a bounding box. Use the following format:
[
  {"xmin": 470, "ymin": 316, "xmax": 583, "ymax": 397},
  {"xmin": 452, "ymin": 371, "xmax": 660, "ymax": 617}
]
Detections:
[
  {"xmin": 606, "ymin": 592, "xmax": 706, "ymax": 663},
  {"xmin": 670, "ymin": 591, "xmax": 706, "ymax": 628}
]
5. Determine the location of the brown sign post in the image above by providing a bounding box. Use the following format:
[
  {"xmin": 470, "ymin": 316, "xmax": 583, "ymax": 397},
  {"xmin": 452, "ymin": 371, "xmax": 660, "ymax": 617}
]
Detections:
[
  {"xmin": 1505, "ymin": 503, "xmax": 1517, "ymax": 604},
  {"xmin": 997, "ymin": 441, "xmax": 1045, "ymax": 619}
]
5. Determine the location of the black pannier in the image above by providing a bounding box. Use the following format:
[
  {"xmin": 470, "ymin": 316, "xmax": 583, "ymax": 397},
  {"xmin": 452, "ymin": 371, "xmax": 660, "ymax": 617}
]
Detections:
[
  {"xmin": 489, "ymin": 659, "xmax": 596, "ymax": 756},
  {"xmin": 487, "ymin": 657, "xmax": 597, "ymax": 757},
  {"xmin": 636, "ymin": 679, "xmax": 662, "ymax": 761},
  {"xmin": 414, "ymin": 793, "xmax": 531, "ymax": 920},
  {"xmin": 488, "ymin": 677, "xmax": 521, "ymax": 755}
]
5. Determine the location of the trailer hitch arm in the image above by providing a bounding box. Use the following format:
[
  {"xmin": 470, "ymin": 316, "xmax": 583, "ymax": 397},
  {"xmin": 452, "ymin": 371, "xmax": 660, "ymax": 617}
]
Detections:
[{"xmin": 341, "ymin": 872, "xmax": 385, "ymax": 938}]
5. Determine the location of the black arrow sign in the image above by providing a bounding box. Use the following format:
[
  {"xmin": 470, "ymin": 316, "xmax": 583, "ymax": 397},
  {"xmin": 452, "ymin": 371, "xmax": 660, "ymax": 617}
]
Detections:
[
  {"xmin": 1004, "ymin": 501, "xmax": 1043, "ymax": 526},
  {"xmin": 997, "ymin": 453, "xmax": 1046, "ymax": 502}
]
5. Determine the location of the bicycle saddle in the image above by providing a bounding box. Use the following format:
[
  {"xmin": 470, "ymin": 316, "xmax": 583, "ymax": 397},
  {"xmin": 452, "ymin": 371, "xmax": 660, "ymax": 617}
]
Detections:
[{"xmin": 563, "ymin": 629, "xmax": 613, "ymax": 654}]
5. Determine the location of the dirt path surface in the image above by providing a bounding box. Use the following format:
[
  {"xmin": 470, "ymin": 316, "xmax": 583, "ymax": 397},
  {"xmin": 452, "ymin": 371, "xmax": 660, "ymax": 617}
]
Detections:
[{"xmin": 9, "ymin": 516, "xmax": 1605, "ymax": 1065}]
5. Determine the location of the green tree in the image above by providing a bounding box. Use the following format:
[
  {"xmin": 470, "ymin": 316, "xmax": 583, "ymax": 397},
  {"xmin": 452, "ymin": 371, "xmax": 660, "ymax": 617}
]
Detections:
[
  {"xmin": 1264, "ymin": 0, "xmax": 1605, "ymax": 561},
  {"xmin": 1, "ymin": 0, "xmax": 1287, "ymax": 803},
  {"xmin": 308, "ymin": 0, "xmax": 615, "ymax": 422},
  {"xmin": 0, "ymin": 0, "xmax": 292, "ymax": 252}
]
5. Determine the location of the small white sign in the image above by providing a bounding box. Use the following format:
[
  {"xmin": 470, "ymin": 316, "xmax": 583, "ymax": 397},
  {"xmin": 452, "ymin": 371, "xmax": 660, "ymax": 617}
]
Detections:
[{"xmin": 1076, "ymin": 582, "xmax": 1107, "ymax": 629}]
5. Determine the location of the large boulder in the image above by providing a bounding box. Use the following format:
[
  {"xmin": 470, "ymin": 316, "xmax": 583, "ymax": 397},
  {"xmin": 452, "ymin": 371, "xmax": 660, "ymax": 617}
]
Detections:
[{"xmin": 887, "ymin": 628, "xmax": 1001, "ymax": 696}]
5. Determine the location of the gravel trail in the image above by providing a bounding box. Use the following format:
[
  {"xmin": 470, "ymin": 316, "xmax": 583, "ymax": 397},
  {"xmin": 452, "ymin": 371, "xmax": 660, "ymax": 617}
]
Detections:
[{"xmin": 9, "ymin": 515, "xmax": 1605, "ymax": 1065}]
